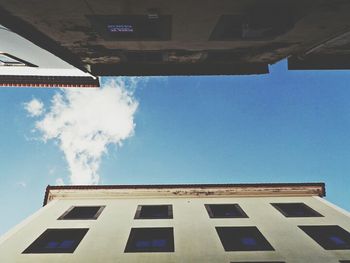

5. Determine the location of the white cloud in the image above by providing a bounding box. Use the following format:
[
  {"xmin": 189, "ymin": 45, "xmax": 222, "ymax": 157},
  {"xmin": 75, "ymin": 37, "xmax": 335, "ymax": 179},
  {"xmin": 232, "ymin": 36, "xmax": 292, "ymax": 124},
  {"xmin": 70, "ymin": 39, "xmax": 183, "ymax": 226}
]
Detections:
[
  {"xmin": 48, "ymin": 167, "xmax": 56, "ymax": 176},
  {"xmin": 24, "ymin": 98, "xmax": 44, "ymax": 117},
  {"xmin": 55, "ymin": 178, "xmax": 65, "ymax": 185},
  {"xmin": 28, "ymin": 79, "xmax": 138, "ymax": 185}
]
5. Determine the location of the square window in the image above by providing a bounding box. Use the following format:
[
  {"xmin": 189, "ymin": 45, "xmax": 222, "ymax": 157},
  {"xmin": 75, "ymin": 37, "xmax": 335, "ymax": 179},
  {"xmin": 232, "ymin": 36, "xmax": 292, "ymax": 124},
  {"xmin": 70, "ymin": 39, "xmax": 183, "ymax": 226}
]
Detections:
[
  {"xmin": 210, "ymin": 15, "xmax": 244, "ymax": 40},
  {"xmin": 22, "ymin": 228, "xmax": 88, "ymax": 254},
  {"xmin": 58, "ymin": 206, "xmax": 105, "ymax": 220},
  {"xmin": 134, "ymin": 205, "xmax": 173, "ymax": 219},
  {"xmin": 271, "ymin": 203, "xmax": 323, "ymax": 217},
  {"xmin": 210, "ymin": 7, "xmax": 294, "ymax": 41},
  {"xmin": 299, "ymin": 225, "xmax": 350, "ymax": 250},
  {"xmin": 125, "ymin": 227, "xmax": 174, "ymax": 252},
  {"xmin": 205, "ymin": 204, "xmax": 248, "ymax": 218},
  {"xmin": 87, "ymin": 15, "xmax": 171, "ymax": 41},
  {"xmin": 216, "ymin": 227, "xmax": 274, "ymax": 251}
]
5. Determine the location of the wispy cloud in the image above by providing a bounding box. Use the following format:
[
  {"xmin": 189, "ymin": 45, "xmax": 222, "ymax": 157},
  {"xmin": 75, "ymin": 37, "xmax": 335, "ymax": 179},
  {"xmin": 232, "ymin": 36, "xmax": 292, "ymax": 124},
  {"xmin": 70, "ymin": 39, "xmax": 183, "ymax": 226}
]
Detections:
[
  {"xmin": 48, "ymin": 167, "xmax": 56, "ymax": 176},
  {"xmin": 25, "ymin": 79, "xmax": 138, "ymax": 185},
  {"xmin": 24, "ymin": 98, "xmax": 44, "ymax": 117},
  {"xmin": 16, "ymin": 181, "xmax": 27, "ymax": 188},
  {"xmin": 55, "ymin": 178, "xmax": 65, "ymax": 185}
]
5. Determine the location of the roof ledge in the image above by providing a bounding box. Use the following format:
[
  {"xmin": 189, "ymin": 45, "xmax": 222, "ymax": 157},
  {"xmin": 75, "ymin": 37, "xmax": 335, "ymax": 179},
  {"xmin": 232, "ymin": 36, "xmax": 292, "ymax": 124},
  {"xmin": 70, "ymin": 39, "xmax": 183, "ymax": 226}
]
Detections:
[{"xmin": 43, "ymin": 183, "xmax": 325, "ymax": 206}]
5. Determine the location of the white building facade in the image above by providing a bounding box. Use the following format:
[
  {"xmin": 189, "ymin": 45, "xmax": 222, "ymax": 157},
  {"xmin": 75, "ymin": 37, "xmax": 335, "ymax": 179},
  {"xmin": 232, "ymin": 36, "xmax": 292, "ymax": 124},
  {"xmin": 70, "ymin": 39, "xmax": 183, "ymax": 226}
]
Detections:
[
  {"xmin": 0, "ymin": 183, "xmax": 350, "ymax": 263},
  {"xmin": 0, "ymin": 24, "xmax": 98, "ymax": 87}
]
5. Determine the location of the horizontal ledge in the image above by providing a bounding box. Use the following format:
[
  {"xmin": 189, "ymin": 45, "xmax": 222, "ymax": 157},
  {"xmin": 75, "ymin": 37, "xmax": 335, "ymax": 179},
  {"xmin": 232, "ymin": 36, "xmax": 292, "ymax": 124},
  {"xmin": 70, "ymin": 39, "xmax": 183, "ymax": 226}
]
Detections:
[{"xmin": 44, "ymin": 183, "xmax": 325, "ymax": 205}]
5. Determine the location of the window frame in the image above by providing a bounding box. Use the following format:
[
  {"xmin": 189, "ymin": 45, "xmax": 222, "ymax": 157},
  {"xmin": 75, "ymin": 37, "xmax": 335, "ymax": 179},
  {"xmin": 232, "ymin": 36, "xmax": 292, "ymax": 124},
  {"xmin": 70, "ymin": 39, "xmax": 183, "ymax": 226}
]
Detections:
[
  {"xmin": 299, "ymin": 225, "xmax": 350, "ymax": 250},
  {"xmin": 216, "ymin": 226, "xmax": 275, "ymax": 251},
  {"xmin": 205, "ymin": 204, "xmax": 248, "ymax": 218},
  {"xmin": 86, "ymin": 15, "xmax": 172, "ymax": 41},
  {"xmin": 58, "ymin": 205, "xmax": 105, "ymax": 220},
  {"xmin": 22, "ymin": 228, "xmax": 89, "ymax": 254},
  {"xmin": 0, "ymin": 52, "xmax": 37, "ymax": 67},
  {"xmin": 124, "ymin": 227, "xmax": 175, "ymax": 253},
  {"xmin": 271, "ymin": 202, "xmax": 323, "ymax": 218},
  {"xmin": 134, "ymin": 204, "xmax": 173, "ymax": 219}
]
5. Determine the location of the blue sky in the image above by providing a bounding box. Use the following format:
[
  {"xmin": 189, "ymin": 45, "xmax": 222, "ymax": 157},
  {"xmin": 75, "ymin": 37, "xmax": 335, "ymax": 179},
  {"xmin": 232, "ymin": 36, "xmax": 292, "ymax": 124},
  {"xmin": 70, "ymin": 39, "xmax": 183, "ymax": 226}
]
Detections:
[{"xmin": 1, "ymin": 60, "xmax": 350, "ymax": 234}]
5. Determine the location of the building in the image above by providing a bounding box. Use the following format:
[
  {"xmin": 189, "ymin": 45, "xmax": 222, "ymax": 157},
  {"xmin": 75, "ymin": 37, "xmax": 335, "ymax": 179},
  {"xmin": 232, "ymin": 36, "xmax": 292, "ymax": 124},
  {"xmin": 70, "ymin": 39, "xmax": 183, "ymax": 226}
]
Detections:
[
  {"xmin": 0, "ymin": 183, "xmax": 350, "ymax": 262},
  {"xmin": 1, "ymin": 0, "xmax": 350, "ymax": 78},
  {"xmin": 0, "ymin": 24, "xmax": 99, "ymax": 88}
]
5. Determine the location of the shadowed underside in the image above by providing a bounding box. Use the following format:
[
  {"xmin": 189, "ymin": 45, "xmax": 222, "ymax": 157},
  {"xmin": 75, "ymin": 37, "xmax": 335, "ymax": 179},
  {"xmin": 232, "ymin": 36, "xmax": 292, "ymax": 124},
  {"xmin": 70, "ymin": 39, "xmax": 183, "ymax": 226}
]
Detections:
[{"xmin": 1, "ymin": 0, "xmax": 350, "ymax": 76}]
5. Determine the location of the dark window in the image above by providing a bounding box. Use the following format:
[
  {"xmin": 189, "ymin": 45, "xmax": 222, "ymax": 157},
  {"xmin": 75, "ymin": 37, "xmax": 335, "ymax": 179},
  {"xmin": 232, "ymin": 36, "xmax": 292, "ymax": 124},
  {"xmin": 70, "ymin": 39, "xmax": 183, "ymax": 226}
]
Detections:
[
  {"xmin": 22, "ymin": 228, "xmax": 88, "ymax": 254},
  {"xmin": 271, "ymin": 203, "xmax": 323, "ymax": 217},
  {"xmin": 0, "ymin": 53, "xmax": 36, "ymax": 67},
  {"xmin": 58, "ymin": 206, "xmax": 105, "ymax": 220},
  {"xmin": 339, "ymin": 261, "xmax": 350, "ymax": 263},
  {"xmin": 210, "ymin": 4, "xmax": 294, "ymax": 41},
  {"xmin": 205, "ymin": 204, "xmax": 248, "ymax": 218},
  {"xmin": 134, "ymin": 205, "xmax": 173, "ymax": 219},
  {"xmin": 216, "ymin": 227, "xmax": 274, "ymax": 251},
  {"xmin": 299, "ymin": 225, "xmax": 350, "ymax": 250},
  {"xmin": 210, "ymin": 15, "xmax": 244, "ymax": 40},
  {"xmin": 87, "ymin": 15, "xmax": 171, "ymax": 41},
  {"xmin": 125, "ymin": 227, "xmax": 174, "ymax": 252}
]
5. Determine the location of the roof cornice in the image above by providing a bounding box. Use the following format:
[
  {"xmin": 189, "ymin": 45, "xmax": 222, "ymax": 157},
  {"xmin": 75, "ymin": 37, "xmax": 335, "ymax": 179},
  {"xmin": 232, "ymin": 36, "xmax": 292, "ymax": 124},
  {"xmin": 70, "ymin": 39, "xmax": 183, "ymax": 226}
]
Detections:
[{"xmin": 43, "ymin": 183, "xmax": 326, "ymax": 206}]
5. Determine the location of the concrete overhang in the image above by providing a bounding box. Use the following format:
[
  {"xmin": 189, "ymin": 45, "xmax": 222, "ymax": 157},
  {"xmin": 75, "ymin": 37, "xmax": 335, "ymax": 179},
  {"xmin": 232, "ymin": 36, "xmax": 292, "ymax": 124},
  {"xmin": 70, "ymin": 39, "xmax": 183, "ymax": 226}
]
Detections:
[
  {"xmin": 43, "ymin": 183, "xmax": 326, "ymax": 206},
  {"xmin": 2, "ymin": 0, "xmax": 350, "ymax": 77}
]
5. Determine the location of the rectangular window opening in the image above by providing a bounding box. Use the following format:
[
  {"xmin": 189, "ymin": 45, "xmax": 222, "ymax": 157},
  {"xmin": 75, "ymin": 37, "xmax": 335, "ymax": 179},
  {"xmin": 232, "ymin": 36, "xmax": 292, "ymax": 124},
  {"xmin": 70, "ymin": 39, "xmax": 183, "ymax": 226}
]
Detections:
[
  {"xmin": 87, "ymin": 15, "xmax": 171, "ymax": 41},
  {"xmin": 22, "ymin": 228, "xmax": 88, "ymax": 254},
  {"xmin": 205, "ymin": 204, "xmax": 248, "ymax": 218},
  {"xmin": 216, "ymin": 226, "xmax": 274, "ymax": 251},
  {"xmin": 58, "ymin": 206, "xmax": 105, "ymax": 220},
  {"xmin": 125, "ymin": 227, "xmax": 174, "ymax": 253},
  {"xmin": 134, "ymin": 205, "xmax": 173, "ymax": 219},
  {"xmin": 271, "ymin": 203, "xmax": 323, "ymax": 217},
  {"xmin": 0, "ymin": 53, "xmax": 37, "ymax": 67},
  {"xmin": 299, "ymin": 225, "xmax": 350, "ymax": 250}
]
